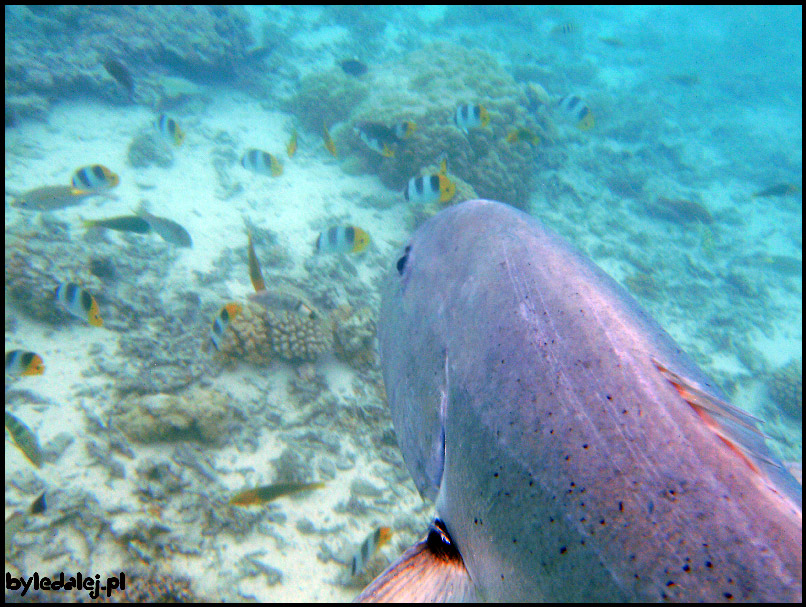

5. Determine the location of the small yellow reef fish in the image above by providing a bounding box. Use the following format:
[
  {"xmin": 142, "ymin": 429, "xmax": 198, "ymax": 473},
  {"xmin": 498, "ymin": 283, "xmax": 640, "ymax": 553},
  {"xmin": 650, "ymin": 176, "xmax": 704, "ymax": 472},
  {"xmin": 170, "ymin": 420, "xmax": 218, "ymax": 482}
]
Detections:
[
  {"xmin": 287, "ymin": 129, "xmax": 298, "ymax": 158},
  {"xmin": 315, "ymin": 226, "xmax": 370, "ymax": 255},
  {"xmin": 323, "ymin": 121, "xmax": 337, "ymax": 157},
  {"xmin": 354, "ymin": 122, "xmax": 397, "ymax": 158},
  {"xmin": 354, "ymin": 121, "xmax": 415, "ymax": 158},
  {"xmin": 247, "ymin": 231, "xmax": 266, "ymax": 292},
  {"xmin": 454, "ymin": 104, "xmax": 490, "ymax": 133},
  {"xmin": 241, "ymin": 148, "xmax": 283, "ymax": 177},
  {"xmin": 229, "ymin": 481, "xmax": 325, "ymax": 506},
  {"xmin": 752, "ymin": 183, "xmax": 801, "ymax": 198},
  {"xmin": 5, "ymin": 350, "xmax": 45, "ymax": 377},
  {"xmin": 156, "ymin": 113, "xmax": 184, "ymax": 146},
  {"xmin": 557, "ymin": 94, "xmax": 594, "ymax": 130},
  {"xmin": 71, "ymin": 165, "xmax": 120, "ymax": 191},
  {"xmin": 506, "ymin": 127, "xmax": 541, "ymax": 147},
  {"xmin": 209, "ymin": 303, "xmax": 242, "ymax": 351},
  {"xmin": 11, "ymin": 185, "xmax": 94, "ymax": 211},
  {"xmin": 350, "ymin": 526, "xmax": 393, "ymax": 577},
  {"xmin": 55, "ymin": 282, "xmax": 103, "ymax": 327},
  {"xmin": 404, "ymin": 173, "xmax": 456, "ymax": 204},
  {"xmin": 5, "ymin": 411, "xmax": 44, "ymax": 468}
]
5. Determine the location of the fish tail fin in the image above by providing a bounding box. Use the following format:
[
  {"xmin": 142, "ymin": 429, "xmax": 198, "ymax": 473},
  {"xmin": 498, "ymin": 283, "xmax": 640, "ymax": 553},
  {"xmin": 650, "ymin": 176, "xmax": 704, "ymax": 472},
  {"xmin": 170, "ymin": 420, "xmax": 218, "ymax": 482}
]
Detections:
[{"xmin": 356, "ymin": 520, "xmax": 475, "ymax": 602}]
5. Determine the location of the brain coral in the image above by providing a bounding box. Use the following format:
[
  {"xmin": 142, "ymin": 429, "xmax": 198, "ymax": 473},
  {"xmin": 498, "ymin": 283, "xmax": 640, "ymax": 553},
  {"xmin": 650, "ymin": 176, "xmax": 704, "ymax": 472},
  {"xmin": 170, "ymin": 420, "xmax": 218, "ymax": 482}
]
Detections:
[
  {"xmin": 220, "ymin": 302, "xmax": 333, "ymax": 364},
  {"xmin": 292, "ymin": 42, "xmax": 540, "ymax": 210}
]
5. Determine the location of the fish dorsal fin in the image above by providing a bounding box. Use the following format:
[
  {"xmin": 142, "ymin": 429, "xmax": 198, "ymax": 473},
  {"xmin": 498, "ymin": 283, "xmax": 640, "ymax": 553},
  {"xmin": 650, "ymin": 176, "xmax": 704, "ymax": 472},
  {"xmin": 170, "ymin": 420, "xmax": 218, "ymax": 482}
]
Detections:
[
  {"xmin": 652, "ymin": 357, "xmax": 781, "ymax": 473},
  {"xmin": 355, "ymin": 520, "xmax": 475, "ymax": 603}
]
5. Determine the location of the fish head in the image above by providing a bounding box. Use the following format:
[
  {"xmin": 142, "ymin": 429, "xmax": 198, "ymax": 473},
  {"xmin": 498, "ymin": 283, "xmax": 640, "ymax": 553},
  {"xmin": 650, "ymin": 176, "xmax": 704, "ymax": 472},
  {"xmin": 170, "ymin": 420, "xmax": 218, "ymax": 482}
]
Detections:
[
  {"xmin": 576, "ymin": 108, "xmax": 594, "ymax": 131},
  {"xmin": 380, "ymin": 203, "xmax": 501, "ymax": 500},
  {"xmin": 438, "ymin": 175, "xmax": 456, "ymax": 203},
  {"xmin": 479, "ymin": 106, "xmax": 491, "ymax": 127},
  {"xmin": 352, "ymin": 228, "xmax": 371, "ymax": 252},
  {"xmin": 22, "ymin": 354, "xmax": 45, "ymax": 376},
  {"xmin": 380, "ymin": 236, "xmax": 450, "ymax": 501},
  {"xmin": 88, "ymin": 300, "xmax": 104, "ymax": 327}
]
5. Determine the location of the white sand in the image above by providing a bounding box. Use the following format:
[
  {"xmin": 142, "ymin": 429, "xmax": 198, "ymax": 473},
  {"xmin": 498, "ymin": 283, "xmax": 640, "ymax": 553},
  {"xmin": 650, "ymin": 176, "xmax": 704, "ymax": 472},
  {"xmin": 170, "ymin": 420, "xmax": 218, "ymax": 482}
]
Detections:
[{"xmin": 5, "ymin": 90, "xmax": 422, "ymax": 602}]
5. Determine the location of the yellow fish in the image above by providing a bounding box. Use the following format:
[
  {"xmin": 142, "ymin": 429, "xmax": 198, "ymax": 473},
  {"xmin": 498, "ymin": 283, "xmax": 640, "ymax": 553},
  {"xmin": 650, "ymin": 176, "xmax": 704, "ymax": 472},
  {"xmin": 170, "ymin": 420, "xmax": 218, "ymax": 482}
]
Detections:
[
  {"xmin": 209, "ymin": 303, "xmax": 242, "ymax": 351},
  {"xmin": 323, "ymin": 121, "xmax": 337, "ymax": 157},
  {"xmin": 156, "ymin": 114, "xmax": 184, "ymax": 146},
  {"xmin": 506, "ymin": 128, "xmax": 541, "ymax": 146},
  {"xmin": 241, "ymin": 149, "xmax": 283, "ymax": 177},
  {"xmin": 287, "ymin": 129, "xmax": 298, "ymax": 158},
  {"xmin": 315, "ymin": 226, "xmax": 370, "ymax": 254},
  {"xmin": 55, "ymin": 282, "xmax": 103, "ymax": 327},
  {"xmin": 5, "ymin": 350, "xmax": 45, "ymax": 377},
  {"xmin": 229, "ymin": 481, "xmax": 325, "ymax": 506}
]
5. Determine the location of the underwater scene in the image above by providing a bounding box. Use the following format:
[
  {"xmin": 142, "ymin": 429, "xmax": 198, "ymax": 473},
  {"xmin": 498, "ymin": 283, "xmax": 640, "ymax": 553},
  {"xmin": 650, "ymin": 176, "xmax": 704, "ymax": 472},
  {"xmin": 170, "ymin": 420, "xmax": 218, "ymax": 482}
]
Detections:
[{"xmin": 5, "ymin": 5, "xmax": 802, "ymax": 602}]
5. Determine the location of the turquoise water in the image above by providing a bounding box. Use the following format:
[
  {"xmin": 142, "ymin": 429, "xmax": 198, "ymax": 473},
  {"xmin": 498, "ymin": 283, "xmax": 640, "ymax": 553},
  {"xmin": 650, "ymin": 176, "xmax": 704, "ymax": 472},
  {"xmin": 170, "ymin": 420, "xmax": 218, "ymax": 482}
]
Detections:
[{"xmin": 5, "ymin": 5, "xmax": 801, "ymax": 602}]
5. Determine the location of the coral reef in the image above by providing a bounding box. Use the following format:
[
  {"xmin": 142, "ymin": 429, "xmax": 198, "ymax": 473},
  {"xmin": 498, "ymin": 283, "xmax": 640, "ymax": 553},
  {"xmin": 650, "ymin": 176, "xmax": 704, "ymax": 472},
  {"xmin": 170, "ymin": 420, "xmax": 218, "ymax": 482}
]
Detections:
[
  {"xmin": 220, "ymin": 302, "xmax": 333, "ymax": 364},
  {"xmin": 331, "ymin": 305, "xmax": 378, "ymax": 370},
  {"xmin": 290, "ymin": 42, "xmax": 540, "ymax": 209},
  {"xmin": 219, "ymin": 297, "xmax": 379, "ymax": 370},
  {"xmin": 5, "ymin": 220, "xmax": 178, "ymax": 328},
  {"xmin": 5, "ymin": 6, "xmax": 252, "ymax": 115},
  {"xmin": 116, "ymin": 387, "xmax": 233, "ymax": 445},
  {"xmin": 95, "ymin": 570, "xmax": 198, "ymax": 602},
  {"xmin": 767, "ymin": 359, "xmax": 802, "ymax": 421}
]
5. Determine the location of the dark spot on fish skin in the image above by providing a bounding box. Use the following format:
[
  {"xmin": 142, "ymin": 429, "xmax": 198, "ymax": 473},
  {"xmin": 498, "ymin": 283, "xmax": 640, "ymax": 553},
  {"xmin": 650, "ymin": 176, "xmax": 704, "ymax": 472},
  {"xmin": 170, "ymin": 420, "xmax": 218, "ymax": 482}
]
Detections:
[
  {"xmin": 600, "ymin": 519, "xmax": 606, "ymax": 525},
  {"xmin": 705, "ymin": 561, "xmax": 713, "ymax": 568},
  {"xmin": 582, "ymin": 443, "xmax": 588, "ymax": 449},
  {"xmin": 724, "ymin": 592, "xmax": 733, "ymax": 599},
  {"xmin": 619, "ymin": 501, "xmax": 624, "ymax": 512},
  {"xmin": 682, "ymin": 564, "xmax": 690, "ymax": 572},
  {"xmin": 493, "ymin": 472, "xmax": 498, "ymax": 478},
  {"xmin": 560, "ymin": 546, "xmax": 567, "ymax": 554}
]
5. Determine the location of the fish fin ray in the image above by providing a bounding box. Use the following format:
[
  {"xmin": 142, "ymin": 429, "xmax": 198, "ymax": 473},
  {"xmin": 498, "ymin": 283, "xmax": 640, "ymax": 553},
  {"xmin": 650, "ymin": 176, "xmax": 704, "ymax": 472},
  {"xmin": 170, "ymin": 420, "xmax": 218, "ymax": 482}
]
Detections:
[
  {"xmin": 355, "ymin": 525, "xmax": 475, "ymax": 602},
  {"xmin": 652, "ymin": 357, "xmax": 782, "ymax": 474},
  {"xmin": 651, "ymin": 357, "xmax": 765, "ymax": 434}
]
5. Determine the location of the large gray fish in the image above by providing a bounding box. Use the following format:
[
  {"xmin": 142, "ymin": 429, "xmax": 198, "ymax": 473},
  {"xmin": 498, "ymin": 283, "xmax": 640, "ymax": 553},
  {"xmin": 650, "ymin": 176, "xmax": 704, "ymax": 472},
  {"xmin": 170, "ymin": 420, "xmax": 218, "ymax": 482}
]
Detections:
[{"xmin": 361, "ymin": 200, "xmax": 801, "ymax": 602}]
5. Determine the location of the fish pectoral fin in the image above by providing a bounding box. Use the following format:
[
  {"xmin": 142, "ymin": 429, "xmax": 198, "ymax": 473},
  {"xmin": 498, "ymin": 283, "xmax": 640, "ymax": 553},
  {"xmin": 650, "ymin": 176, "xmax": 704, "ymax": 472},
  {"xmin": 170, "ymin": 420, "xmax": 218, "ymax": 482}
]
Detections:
[
  {"xmin": 652, "ymin": 357, "xmax": 781, "ymax": 474},
  {"xmin": 651, "ymin": 357, "xmax": 765, "ymax": 434},
  {"xmin": 355, "ymin": 520, "xmax": 475, "ymax": 603}
]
